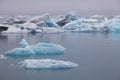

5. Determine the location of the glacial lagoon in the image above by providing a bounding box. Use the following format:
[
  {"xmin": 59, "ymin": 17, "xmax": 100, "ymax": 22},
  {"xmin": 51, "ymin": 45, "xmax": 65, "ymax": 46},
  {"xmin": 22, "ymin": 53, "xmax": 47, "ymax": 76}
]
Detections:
[{"xmin": 0, "ymin": 32, "xmax": 120, "ymax": 80}]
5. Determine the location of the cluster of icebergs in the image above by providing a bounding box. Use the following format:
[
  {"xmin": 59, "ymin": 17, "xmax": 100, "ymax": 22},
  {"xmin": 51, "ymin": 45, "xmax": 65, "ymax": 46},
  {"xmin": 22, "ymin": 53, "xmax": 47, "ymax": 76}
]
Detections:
[
  {"xmin": 0, "ymin": 12, "xmax": 120, "ymax": 34},
  {"xmin": 5, "ymin": 39, "xmax": 78, "ymax": 69}
]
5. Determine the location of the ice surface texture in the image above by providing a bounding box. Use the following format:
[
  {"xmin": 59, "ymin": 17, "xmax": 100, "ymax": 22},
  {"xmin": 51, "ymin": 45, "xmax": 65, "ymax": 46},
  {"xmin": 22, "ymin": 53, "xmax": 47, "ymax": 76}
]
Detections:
[
  {"xmin": 21, "ymin": 59, "xmax": 78, "ymax": 69},
  {"xmin": 6, "ymin": 39, "xmax": 65, "ymax": 56},
  {"xmin": 108, "ymin": 22, "xmax": 120, "ymax": 32}
]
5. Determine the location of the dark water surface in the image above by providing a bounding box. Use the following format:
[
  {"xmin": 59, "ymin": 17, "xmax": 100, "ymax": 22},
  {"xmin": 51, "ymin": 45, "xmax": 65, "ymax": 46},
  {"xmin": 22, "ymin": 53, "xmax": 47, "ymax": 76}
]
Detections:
[{"xmin": 0, "ymin": 32, "xmax": 120, "ymax": 80}]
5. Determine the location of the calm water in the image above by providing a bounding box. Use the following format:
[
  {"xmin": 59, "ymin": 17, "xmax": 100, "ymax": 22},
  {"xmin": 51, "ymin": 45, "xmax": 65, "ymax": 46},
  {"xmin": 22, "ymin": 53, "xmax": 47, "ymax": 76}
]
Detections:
[{"xmin": 0, "ymin": 32, "xmax": 120, "ymax": 80}]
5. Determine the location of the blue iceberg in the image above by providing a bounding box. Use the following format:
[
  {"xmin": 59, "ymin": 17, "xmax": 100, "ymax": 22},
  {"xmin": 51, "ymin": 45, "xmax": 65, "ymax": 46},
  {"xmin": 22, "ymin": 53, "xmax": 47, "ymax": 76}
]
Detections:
[
  {"xmin": 20, "ymin": 59, "xmax": 78, "ymax": 69},
  {"xmin": 108, "ymin": 22, "xmax": 120, "ymax": 32},
  {"xmin": 6, "ymin": 39, "xmax": 65, "ymax": 56},
  {"xmin": 31, "ymin": 43, "xmax": 65, "ymax": 55}
]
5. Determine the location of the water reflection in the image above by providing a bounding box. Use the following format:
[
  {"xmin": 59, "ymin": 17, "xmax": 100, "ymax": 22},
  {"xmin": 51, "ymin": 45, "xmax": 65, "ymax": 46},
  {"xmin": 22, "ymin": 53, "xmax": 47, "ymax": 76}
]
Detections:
[{"xmin": 24, "ymin": 67, "xmax": 78, "ymax": 72}]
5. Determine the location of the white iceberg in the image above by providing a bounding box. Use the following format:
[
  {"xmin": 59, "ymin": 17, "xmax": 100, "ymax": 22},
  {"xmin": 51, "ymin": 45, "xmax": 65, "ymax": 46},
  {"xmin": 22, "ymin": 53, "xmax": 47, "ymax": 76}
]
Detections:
[
  {"xmin": 21, "ymin": 59, "xmax": 78, "ymax": 69},
  {"xmin": 22, "ymin": 22, "xmax": 38, "ymax": 30},
  {"xmin": 15, "ymin": 22, "xmax": 42, "ymax": 33},
  {"xmin": 1, "ymin": 26, "xmax": 29, "ymax": 34},
  {"xmin": 6, "ymin": 39, "xmax": 65, "ymax": 56}
]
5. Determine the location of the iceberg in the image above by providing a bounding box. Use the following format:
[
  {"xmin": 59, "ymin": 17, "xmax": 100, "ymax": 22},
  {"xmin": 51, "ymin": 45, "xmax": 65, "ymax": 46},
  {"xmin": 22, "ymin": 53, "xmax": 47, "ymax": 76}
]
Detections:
[
  {"xmin": 107, "ymin": 22, "xmax": 120, "ymax": 32},
  {"xmin": 65, "ymin": 11, "xmax": 79, "ymax": 21},
  {"xmin": 1, "ymin": 26, "xmax": 29, "ymax": 34},
  {"xmin": 62, "ymin": 20, "xmax": 82, "ymax": 30},
  {"xmin": 6, "ymin": 39, "xmax": 65, "ymax": 56},
  {"xmin": 31, "ymin": 14, "xmax": 62, "ymax": 34},
  {"xmin": 21, "ymin": 59, "xmax": 78, "ymax": 69},
  {"xmin": 56, "ymin": 11, "xmax": 79, "ymax": 27}
]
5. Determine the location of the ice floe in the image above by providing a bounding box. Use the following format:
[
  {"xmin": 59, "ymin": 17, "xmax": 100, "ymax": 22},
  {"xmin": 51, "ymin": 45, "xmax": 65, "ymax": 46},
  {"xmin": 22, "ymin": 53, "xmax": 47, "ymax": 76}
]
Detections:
[
  {"xmin": 6, "ymin": 39, "xmax": 65, "ymax": 56},
  {"xmin": 20, "ymin": 59, "xmax": 78, "ymax": 69}
]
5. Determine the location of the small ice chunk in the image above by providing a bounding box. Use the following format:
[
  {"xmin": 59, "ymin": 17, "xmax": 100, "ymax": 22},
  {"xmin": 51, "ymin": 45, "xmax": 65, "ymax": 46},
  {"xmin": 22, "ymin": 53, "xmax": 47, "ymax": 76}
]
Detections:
[
  {"xmin": 20, "ymin": 39, "xmax": 29, "ymax": 48},
  {"xmin": 21, "ymin": 59, "xmax": 78, "ymax": 69},
  {"xmin": 0, "ymin": 55, "xmax": 7, "ymax": 59}
]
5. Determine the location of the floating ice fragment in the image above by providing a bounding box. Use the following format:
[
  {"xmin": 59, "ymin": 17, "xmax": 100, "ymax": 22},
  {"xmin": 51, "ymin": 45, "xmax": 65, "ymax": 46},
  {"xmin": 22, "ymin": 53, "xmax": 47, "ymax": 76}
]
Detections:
[
  {"xmin": 0, "ymin": 55, "xmax": 7, "ymax": 59},
  {"xmin": 20, "ymin": 39, "xmax": 29, "ymax": 48},
  {"xmin": 21, "ymin": 59, "xmax": 78, "ymax": 69}
]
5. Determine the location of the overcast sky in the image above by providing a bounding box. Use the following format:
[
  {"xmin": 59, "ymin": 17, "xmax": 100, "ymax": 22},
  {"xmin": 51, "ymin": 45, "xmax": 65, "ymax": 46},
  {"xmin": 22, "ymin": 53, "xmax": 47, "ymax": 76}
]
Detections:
[{"xmin": 0, "ymin": 0, "xmax": 120, "ymax": 15}]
